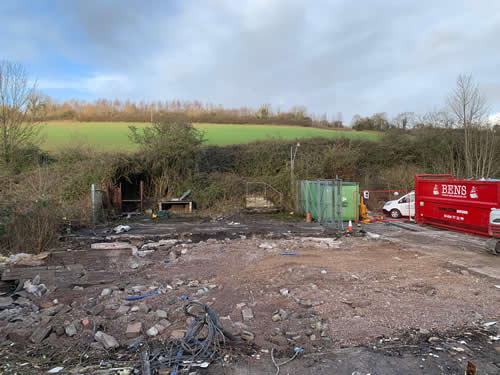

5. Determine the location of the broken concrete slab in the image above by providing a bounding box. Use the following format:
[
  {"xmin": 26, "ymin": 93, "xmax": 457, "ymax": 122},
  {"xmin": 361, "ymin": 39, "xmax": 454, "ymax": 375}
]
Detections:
[
  {"xmin": 41, "ymin": 304, "xmax": 65, "ymax": 316},
  {"xmin": 113, "ymin": 225, "xmax": 131, "ymax": 234},
  {"xmin": 3, "ymin": 252, "xmax": 49, "ymax": 266},
  {"xmin": 146, "ymin": 326, "xmax": 159, "ymax": 337},
  {"xmin": 171, "ymin": 330, "xmax": 186, "ymax": 339},
  {"xmin": 0, "ymin": 296, "xmax": 14, "ymax": 308},
  {"xmin": 91, "ymin": 304, "xmax": 105, "ymax": 316},
  {"xmin": 137, "ymin": 302, "xmax": 150, "ymax": 314},
  {"xmin": 155, "ymin": 309, "xmax": 168, "ymax": 319},
  {"xmin": 90, "ymin": 242, "xmax": 134, "ymax": 250},
  {"xmin": 143, "ymin": 239, "xmax": 178, "ymax": 250},
  {"xmin": 94, "ymin": 331, "xmax": 119, "ymax": 349},
  {"xmin": 14, "ymin": 296, "xmax": 32, "ymax": 307},
  {"xmin": 158, "ymin": 319, "xmax": 171, "ymax": 329},
  {"xmin": 100, "ymin": 288, "xmax": 113, "ymax": 297},
  {"xmin": 154, "ymin": 323, "xmax": 167, "ymax": 334},
  {"xmin": 30, "ymin": 325, "xmax": 52, "ymax": 343},
  {"xmin": 116, "ymin": 305, "xmax": 130, "ymax": 316},
  {"xmin": 126, "ymin": 322, "xmax": 142, "ymax": 338},
  {"xmin": 2, "ymin": 265, "xmax": 85, "ymax": 289},
  {"xmin": 242, "ymin": 308, "xmax": 254, "ymax": 321},
  {"xmin": 40, "ymin": 315, "xmax": 53, "ymax": 326},
  {"xmin": 65, "ymin": 322, "xmax": 77, "ymax": 337}
]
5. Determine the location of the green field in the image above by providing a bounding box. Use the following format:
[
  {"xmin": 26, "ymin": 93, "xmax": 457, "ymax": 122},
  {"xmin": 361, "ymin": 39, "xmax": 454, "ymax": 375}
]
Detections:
[{"xmin": 40, "ymin": 122, "xmax": 379, "ymax": 152}]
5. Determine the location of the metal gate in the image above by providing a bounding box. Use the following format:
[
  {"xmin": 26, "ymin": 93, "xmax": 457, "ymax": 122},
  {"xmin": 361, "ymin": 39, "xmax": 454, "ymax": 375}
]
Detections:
[{"xmin": 245, "ymin": 182, "xmax": 283, "ymax": 211}]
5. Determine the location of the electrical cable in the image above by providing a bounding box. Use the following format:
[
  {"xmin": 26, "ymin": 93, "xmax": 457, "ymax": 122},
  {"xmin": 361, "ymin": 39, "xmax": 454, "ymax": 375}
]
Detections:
[{"xmin": 139, "ymin": 301, "xmax": 231, "ymax": 374}]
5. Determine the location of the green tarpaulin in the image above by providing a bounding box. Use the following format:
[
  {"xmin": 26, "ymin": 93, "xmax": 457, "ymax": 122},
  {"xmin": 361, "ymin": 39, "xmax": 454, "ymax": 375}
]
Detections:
[{"xmin": 299, "ymin": 180, "xmax": 359, "ymax": 222}]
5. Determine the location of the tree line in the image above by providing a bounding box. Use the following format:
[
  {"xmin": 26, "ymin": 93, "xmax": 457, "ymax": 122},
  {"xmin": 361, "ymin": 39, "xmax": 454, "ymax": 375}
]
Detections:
[
  {"xmin": 37, "ymin": 96, "xmax": 346, "ymax": 128},
  {"xmin": 351, "ymin": 74, "xmax": 500, "ymax": 179}
]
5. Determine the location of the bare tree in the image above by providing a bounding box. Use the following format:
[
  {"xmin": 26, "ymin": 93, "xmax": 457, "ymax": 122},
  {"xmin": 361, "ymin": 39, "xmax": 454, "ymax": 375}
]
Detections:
[
  {"xmin": 447, "ymin": 74, "xmax": 496, "ymax": 178},
  {"xmin": 418, "ymin": 111, "xmax": 463, "ymax": 176},
  {"xmin": 392, "ymin": 112, "xmax": 415, "ymax": 130},
  {"xmin": 350, "ymin": 114, "xmax": 361, "ymax": 127},
  {"xmin": 0, "ymin": 61, "xmax": 43, "ymax": 165}
]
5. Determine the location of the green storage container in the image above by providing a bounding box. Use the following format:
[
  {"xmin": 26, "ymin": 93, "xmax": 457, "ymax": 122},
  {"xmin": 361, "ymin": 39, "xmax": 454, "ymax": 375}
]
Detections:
[
  {"xmin": 299, "ymin": 180, "xmax": 359, "ymax": 223},
  {"xmin": 340, "ymin": 182, "xmax": 360, "ymax": 221}
]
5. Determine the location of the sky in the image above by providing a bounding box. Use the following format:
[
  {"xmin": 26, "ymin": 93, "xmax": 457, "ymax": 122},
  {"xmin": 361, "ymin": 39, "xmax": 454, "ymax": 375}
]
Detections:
[{"xmin": 2, "ymin": 0, "xmax": 500, "ymax": 123}]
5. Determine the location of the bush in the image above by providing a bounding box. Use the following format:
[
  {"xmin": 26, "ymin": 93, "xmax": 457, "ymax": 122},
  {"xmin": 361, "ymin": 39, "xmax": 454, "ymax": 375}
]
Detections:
[
  {"xmin": 1, "ymin": 202, "xmax": 62, "ymax": 254},
  {"xmin": 0, "ymin": 144, "xmax": 52, "ymax": 174},
  {"xmin": 378, "ymin": 165, "xmax": 423, "ymax": 191},
  {"xmin": 188, "ymin": 173, "xmax": 246, "ymax": 213},
  {"xmin": 0, "ymin": 163, "xmax": 97, "ymax": 254},
  {"xmin": 319, "ymin": 143, "xmax": 362, "ymax": 181},
  {"xmin": 130, "ymin": 116, "xmax": 204, "ymax": 199}
]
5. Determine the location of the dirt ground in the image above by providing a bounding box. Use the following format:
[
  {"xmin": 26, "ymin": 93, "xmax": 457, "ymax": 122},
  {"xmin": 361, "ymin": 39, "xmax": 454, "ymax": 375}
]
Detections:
[{"xmin": 0, "ymin": 214, "xmax": 499, "ymax": 374}]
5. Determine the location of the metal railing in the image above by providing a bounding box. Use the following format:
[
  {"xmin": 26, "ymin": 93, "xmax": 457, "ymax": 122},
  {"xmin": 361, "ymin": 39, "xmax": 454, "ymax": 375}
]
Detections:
[{"xmin": 245, "ymin": 182, "xmax": 283, "ymax": 209}]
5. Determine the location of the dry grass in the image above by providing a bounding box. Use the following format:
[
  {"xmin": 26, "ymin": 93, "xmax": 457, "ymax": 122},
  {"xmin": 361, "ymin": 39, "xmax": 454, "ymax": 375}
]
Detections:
[{"xmin": 0, "ymin": 167, "xmax": 91, "ymax": 254}]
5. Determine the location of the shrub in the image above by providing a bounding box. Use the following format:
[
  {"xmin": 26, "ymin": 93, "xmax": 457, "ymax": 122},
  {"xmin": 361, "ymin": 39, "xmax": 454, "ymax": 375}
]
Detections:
[
  {"xmin": 130, "ymin": 116, "xmax": 204, "ymax": 199},
  {"xmin": 0, "ymin": 144, "xmax": 52, "ymax": 174},
  {"xmin": 188, "ymin": 173, "xmax": 246, "ymax": 210},
  {"xmin": 378, "ymin": 165, "xmax": 423, "ymax": 191},
  {"xmin": 1, "ymin": 202, "xmax": 62, "ymax": 254}
]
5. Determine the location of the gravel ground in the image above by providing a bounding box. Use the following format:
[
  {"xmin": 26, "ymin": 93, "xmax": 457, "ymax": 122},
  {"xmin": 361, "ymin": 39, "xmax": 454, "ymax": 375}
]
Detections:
[{"xmin": 0, "ymin": 218, "xmax": 499, "ymax": 374}]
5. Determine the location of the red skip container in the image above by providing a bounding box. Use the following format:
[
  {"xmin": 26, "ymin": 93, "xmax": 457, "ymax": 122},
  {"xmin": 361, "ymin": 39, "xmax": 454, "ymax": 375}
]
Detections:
[{"xmin": 415, "ymin": 174, "xmax": 500, "ymax": 237}]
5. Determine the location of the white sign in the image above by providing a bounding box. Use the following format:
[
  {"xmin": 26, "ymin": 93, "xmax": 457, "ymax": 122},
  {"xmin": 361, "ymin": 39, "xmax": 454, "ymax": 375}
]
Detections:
[{"xmin": 433, "ymin": 184, "xmax": 478, "ymax": 199}]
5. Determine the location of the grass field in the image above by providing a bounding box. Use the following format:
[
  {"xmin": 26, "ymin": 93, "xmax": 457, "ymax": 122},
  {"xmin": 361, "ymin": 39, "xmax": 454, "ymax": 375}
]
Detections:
[{"xmin": 40, "ymin": 122, "xmax": 380, "ymax": 152}]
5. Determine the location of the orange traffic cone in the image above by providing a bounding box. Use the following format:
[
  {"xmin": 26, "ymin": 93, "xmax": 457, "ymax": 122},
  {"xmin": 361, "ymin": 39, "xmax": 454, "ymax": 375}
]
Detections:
[{"xmin": 348, "ymin": 219, "xmax": 353, "ymax": 232}]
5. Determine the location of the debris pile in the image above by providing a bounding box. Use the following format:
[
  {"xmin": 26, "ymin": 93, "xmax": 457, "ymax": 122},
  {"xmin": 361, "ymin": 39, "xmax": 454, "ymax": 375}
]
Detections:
[{"xmin": 1, "ymin": 221, "xmax": 499, "ymax": 373}]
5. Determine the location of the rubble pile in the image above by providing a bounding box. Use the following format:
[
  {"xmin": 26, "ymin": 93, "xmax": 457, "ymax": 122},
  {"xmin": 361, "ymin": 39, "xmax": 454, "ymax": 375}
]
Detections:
[
  {"xmin": 0, "ymin": 228, "xmax": 499, "ymax": 373},
  {"xmin": 0, "ymin": 236, "xmax": 343, "ymax": 362}
]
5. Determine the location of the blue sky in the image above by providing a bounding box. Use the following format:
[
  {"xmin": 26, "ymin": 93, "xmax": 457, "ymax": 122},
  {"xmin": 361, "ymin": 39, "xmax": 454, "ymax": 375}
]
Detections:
[{"xmin": 2, "ymin": 0, "xmax": 499, "ymax": 123}]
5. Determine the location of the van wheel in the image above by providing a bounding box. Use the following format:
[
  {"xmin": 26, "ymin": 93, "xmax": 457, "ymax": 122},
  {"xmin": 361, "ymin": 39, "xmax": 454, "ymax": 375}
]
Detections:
[
  {"xmin": 486, "ymin": 239, "xmax": 500, "ymax": 255},
  {"xmin": 390, "ymin": 209, "xmax": 401, "ymax": 218}
]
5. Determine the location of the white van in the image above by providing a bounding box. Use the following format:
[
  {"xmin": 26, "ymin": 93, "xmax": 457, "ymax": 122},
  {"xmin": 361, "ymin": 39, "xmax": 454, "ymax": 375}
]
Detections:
[{"xmin": 383, "ymin": 192, "xmax": 415, "ymax": 218}]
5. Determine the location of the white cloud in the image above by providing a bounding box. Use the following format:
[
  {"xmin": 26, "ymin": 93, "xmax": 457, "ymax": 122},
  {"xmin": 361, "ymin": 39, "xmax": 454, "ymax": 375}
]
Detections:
[
  {"xmin": 3, "ymin": 0, "xmax": 500, "ymax": 119},
  {"xmin": 489, "ymin": 113, "xmax": 500, "ymax": 125}
]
